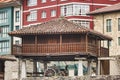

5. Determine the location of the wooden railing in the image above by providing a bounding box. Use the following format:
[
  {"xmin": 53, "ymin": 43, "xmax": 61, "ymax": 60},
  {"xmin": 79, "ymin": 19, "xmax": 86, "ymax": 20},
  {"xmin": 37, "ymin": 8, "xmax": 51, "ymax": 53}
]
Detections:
[
  {"xmin": 13, "ymin": 44, "xmax": 22, "ymax": 55},
  {"xmin": 88, "ymin": 43, "xmax": 98, "ymax": 56},
  {"xmin": 12, "ymin": 43, "xmax": 109, "ymax": 57},
  {"xmin": 100, "ymin": 47, "xmax": 109, "ymax": 57}
]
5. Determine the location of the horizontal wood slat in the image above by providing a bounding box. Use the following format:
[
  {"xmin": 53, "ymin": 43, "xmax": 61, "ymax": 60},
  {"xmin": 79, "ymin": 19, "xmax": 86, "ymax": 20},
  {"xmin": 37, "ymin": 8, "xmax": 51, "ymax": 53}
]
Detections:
[{"xmin": 12, "ymin": 43, "xmax": 108, "ymax": 57}]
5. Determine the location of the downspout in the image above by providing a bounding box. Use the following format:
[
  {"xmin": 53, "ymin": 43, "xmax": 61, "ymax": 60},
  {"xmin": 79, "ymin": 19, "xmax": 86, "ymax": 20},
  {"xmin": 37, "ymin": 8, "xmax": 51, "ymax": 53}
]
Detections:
[{"xmin": 102, "ymin": 14, "xmax": 105, "ymax": 46}]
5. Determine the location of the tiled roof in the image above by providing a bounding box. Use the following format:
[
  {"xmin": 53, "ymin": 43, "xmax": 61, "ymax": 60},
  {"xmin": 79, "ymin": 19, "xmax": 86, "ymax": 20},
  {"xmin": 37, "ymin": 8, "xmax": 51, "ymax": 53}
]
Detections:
[
  {"xmin": 0, "ymin": 0, "xmax": 20, "ymax": 7},
  {"xmin": 88, "ymin": 2, "xmax": 120, "ymax": 15},
  {"xmin": 0, "ymin": 0, "xmax": 18, "ymax": 3},
  {"xmin": 9, "ymin": 18, "xmax": 112, "ymax": 40}
]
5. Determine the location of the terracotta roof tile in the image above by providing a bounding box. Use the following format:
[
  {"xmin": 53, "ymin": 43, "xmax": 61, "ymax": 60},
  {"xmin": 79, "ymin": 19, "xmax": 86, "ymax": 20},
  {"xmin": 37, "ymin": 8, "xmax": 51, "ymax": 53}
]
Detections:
[
  {"xmin": 88, "ymin": 2, "xmax": 120, "ymax": 15},
  {"xmin": 0, "ymin": 0, "xmax": 15, "ymax": 3},
  {"xmin": 0, "ymin": 0, "xmax": 20, "ymax": 7},
  {"xmin": 9, "ymin": 18, "xmax": 112, "ymax": 40}
]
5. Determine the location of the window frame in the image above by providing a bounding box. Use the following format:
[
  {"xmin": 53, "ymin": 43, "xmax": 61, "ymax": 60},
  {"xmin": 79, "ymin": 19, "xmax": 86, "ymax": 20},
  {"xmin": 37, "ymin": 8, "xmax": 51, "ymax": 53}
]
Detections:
[
  {"xmin": 27, "ymin": 0, "xmax": 37, "ymax": 6},
  {"xmin": 118, "ymin": 18, "xmax": 120, "ymax": 31},
  {"xmin": 0, "ymin": 10, "xmax": 8, "ymax": 23},
  {"xmin": 118, "ymin": 37, "xmax": 120, "ymax": 46},
  {"xmin": 15, "ymin": 26, "xmax": 20, "ymax": 30},
  {"xmin": 61, "ymin": 4, "xmax": 89, "ymax": 16},
  {"xmin": 41, "ymin": 0, "xmax": 46, "ymax": 3},
  {"xmin": 0, "ymin": 25, "xmax": 9, "ymax": 38},
  {"xmin": 41, "ymin": 11, "xmax": 47, "ymax": 18},
  {"xmin": 27, "ymin": 10, "xmax": 37, "ymax": 21},
  {"xmin": 0, "ymin": 40, "xmax": 9, "ymax": 52},
  {"xmin": 51, "ymin": 10, "xmax": 56, "ymax": 17},
  {"xmin": 15, "ymin": 11, "xmax": 20, "ymax": 22},
  {"xmin": 106, "ymin": 19, "xmax": 112, "ymax": 32}
]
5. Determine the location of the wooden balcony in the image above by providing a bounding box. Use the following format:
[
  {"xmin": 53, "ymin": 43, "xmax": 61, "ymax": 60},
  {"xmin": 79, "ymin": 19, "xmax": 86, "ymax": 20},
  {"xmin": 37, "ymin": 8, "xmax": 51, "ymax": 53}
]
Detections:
[
  {"xmin": 12, "ymin": 42, "xmax": 109, "ymax": 57},
  {"xmin": 100, "ymin": 47, "xmax": 109, "ymax": 57}
]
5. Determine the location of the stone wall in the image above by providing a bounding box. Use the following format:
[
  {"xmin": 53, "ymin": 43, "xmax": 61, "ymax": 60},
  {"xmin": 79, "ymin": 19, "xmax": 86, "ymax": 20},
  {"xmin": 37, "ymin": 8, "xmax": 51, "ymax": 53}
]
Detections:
[
  {"xmin": 4, "ymin": 60, "xmax": 19, "ymax": 80},
  {"xmin": 93, "ymin": 12, "xmax": 120, "ymax": 75},
  {"xmin": 22, "ymin": 75, "xmax": 120, "ymax": 80}
]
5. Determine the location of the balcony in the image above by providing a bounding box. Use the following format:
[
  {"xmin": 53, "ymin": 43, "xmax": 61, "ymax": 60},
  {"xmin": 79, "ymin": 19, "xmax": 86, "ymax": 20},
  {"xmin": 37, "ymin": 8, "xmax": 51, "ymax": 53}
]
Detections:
[
  {"xmin": 100, "ymin": 47, "xmax": 109, "ymax": 57},
  {"xmin": 12, "ymin": 42, "xmax": 109, "ymax": 57}
]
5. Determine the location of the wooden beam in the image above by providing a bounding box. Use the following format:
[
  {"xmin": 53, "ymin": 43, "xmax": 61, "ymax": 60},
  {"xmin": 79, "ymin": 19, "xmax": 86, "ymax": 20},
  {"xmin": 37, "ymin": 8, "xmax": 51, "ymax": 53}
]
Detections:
[
  {"xmin": 98, "ymin": 40, "xmax": 101, "ymax": 57},
  {"xmin": 98, "ymin": 57, "xmax": 116, "ymax": 60},
  {"xmin": 85, "ymin": 34, "xmax": 88, "ymax": 52},
  {"xmin": 35, "ymin": 35, "xmax": 37, "ymax": 53},
  {"xmin": 60, "ymin": 35, "xmax": 62, "ymax": 53},
  {"xmin": 107, "ymin": 40, "xmax": 110, "ymax": 56}
]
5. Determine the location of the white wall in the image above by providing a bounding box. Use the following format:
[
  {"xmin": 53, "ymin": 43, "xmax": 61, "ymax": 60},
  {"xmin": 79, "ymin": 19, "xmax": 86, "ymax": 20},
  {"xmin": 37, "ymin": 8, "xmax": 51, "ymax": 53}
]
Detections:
[{"xmin": 13, "ymin": 6, "xmax": 22, "ymax": 44}]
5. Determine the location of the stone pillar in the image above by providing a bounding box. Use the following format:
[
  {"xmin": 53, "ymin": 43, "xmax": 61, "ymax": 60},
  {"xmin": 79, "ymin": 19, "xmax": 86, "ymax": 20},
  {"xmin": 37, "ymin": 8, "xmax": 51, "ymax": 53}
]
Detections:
[
  {"xmin": 97, "ymin": 60, "xmax": 100, "ymax": 75},
  {"xmin": 33, "ymin": 60, "xmax": 37, "ymax": 72},
  {"xmin": 78, "ymin": 60, "xmax": 83, "ymax": 76},
  {"xmin": 4, "ymin": 60, "xmax": 18, "ymax": 80},
  {"xmin": 87, "ymin": 59, "xmax": 91, "ymax": 75},
  {"xmin": 44, "ymin": 62, "xmax": 47, "ymax": 70},
  {"xmin": 33, "ymin": 60, "xmax": 37, "ymax": 76},
  {"xmin": 95, "ymin": 60, "xmax": 99, "ymax": 75},
  {"xmin": 21, "ymin": 60, "xmax": 26, "ymax": 79}
]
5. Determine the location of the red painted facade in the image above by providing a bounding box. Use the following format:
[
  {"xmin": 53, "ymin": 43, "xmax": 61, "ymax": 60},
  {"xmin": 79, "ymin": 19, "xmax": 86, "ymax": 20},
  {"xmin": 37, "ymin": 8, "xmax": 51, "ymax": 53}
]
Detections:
[{"xmin": 22, "ymin": 0, "xmax": 120, "ymax": 29}]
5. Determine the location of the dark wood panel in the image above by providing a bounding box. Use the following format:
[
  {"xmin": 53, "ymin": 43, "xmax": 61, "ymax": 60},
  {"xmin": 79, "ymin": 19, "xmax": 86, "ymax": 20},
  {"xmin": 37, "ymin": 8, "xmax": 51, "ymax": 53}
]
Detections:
[
  {"xmin": 13, "ymin": 34, "xmax": 109, "ymax": 57},
  {"xmin": 0, "ymin": 72, "xmax": 4, "ymax": 80},
  {"xmin": 100, "ymin": 47, "xmax": 109, "ymax": 57},
  {"xmin": 13, "ymin": 42, "xmax": 103, "ymax": 56}
]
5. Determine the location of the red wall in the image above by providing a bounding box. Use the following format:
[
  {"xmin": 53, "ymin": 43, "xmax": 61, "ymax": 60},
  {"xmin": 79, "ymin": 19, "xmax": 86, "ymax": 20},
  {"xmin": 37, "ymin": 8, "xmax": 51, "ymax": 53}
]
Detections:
[{"xmin": 22, "ymin": 0, "xmax": 120, "ymax": 29}]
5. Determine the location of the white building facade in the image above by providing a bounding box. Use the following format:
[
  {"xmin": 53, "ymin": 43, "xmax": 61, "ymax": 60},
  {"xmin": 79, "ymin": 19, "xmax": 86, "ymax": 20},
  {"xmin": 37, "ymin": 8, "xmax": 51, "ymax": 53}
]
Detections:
[{"xmin": 89, "ymin": 3, "xmax": 120, "ymax": 75}]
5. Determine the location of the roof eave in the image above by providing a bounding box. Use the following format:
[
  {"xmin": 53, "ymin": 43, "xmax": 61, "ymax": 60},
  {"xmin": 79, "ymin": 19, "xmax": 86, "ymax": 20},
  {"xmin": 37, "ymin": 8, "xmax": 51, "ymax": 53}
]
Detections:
[
  {"xmin": 0, "ymin": 0, "xmax": 21, "ymax": 8},
  {"xmin": 88, "ymin": 9, "xmax": 120, "ymax": 15}
]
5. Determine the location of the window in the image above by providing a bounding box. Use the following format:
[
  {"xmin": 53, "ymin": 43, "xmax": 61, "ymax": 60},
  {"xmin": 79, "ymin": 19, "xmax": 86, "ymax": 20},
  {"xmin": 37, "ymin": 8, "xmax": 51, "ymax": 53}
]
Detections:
[
  {"xmin": 71, "ymin": 20, "xmax": 90, "ymax": 28},
  {"xmin": 41, "ymin": 11, "xmax": 46, "ymax": 18},
  {"xmin": 27, "ymin": 0, "xmax": 37, "ymax": 6},
  {"xmin": 51, "ymin": 0, "xmax": 55, "ymax": 1},
  {"xmin": 30, "ymin": 10, "xmax": 37, "ymax": 21},
  {"xmin": 118, "ymin": 18, "xmax": 120, "ymax": 31},
  {"xmin": 61, "ymin": 4, "xmax": 89, "ymax": 16},
  {"xmin": 118, "ymin": 37, "xmax": 120, "ymax": 46},
  {"xmin": 0, "ymin": 11, "xmax": 8, "ymax": 23},
  {"xmin": 27, "ymin": 10, "xmax": 37, "ymax": 21},
  {"xmin": 61, "ymin": 0, "xmax": 67, "ymax": 1},
  {"xmin": 0, "ymin": 40, "xmax": 9, "ymax": 52},
  {"xmin": 27, "ymin": 14, "xmax": 30, "ymax": 21},
  {"xmin": 15, "ymin": 40, "xmax": 20, "ymax": 45},
  {"xmin": 41, "ymin": 0, "xmax": 46, "ymax": 3},
  {"xmin": 0, "ymin": 26, "xmax": 9, "ymax": 38},
  {"xmin": 15, "ymin": 26, "xmax": 20, "ymax": 30},
  {"xmin": 15, "ymin": 11, "xmax": 20, "ymax": 22},
  {"xmin": 106, "ymin": 19, "xmax": 112, "ymax": 32},
  {"xmin": 51, "ymin": 10, "xmax": 56, "ymax": 17},
  {"xmin": 108, "ymin": 41, "xmax": 111, "ymax": 47},
  {"xmin": 109, "ymin": 0, "xmax": 117, "ymax": 1}
]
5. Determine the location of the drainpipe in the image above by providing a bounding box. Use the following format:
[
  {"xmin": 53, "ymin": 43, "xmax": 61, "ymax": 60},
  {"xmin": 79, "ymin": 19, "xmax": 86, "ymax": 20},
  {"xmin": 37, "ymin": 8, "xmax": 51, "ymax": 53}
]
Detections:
[{"xmin": 102, "ymin": 14, "xmax": 105, "ymax": 46}]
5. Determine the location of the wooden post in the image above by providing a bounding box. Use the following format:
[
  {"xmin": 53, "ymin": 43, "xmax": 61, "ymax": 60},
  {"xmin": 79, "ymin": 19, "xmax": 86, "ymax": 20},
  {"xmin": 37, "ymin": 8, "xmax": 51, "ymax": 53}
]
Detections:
[
  {"xmin": 98, "ymin": 40, "xmax": 101, "ymax": 57},
  {"xmin": 107, "ymin": 40, "xmax": 110, "ymax": 56},
  {"xmin": 96, "ymin": 59, "xmax": 98, "ymax": 75},
  {"xmin": 87, "ymin": 59, "xmax": 91, "ymax": 75},
  {"xmin": 35, "ymin": 35, "xmax": 37, "ymax": 53},
  {"xmin": 85, "ymin": 34, "xmax": 88, "ymax": 52},
  {"xmin": 11, "ymin": 36, "xmax": 13, "ymax": 54},
  {"xmin": 60, "ymin": 35, "xmax": 62, "ymax": 53}
]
